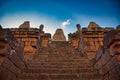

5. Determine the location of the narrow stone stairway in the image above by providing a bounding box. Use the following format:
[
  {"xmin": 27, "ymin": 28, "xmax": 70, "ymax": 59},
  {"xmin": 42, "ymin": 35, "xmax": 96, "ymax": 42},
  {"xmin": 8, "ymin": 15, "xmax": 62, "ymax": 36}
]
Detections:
[{"xmin": 17, "ymin": 41, "xmax": 102, "ymax": 80}]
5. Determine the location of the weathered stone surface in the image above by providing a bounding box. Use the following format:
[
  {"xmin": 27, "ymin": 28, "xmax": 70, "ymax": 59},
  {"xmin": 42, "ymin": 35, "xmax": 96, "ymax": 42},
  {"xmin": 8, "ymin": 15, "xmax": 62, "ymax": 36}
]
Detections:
[
  {"xmin": 110, "ymin": 41, "xmax": 120, "ymax": 56},
  {"xmin": 41, "ymin": 33, "xmax": 51, "ymax": 47},
  {"xmin": 52, "ymin": 29, "xmax": 66, "ymax": 41},
  {"xmin": 79, "ymin": 29, "xmax": 104, "ymax": 59},
  {"xmin": 68, "ymin": 24, "xmax": 81, "ymax": 48},
  {"xmin": 101, "ymin": 49, "xmax": 112, "ymax": 65},
  {"xmin": 10, "ymin": 21, "xmax": 51, "ymax": 60},
  {"xmin": 39, "ymin": 24, "xmax": 44, "ymax": 33},
  {"xmin": 95, "ymin": 58, "xmax": 103, "ymax": 69},
  {"xmin": 78, "ymin": 22, "xmax": 116, "ymax": 60},
  {"xmin": 95, "ymin": 46, "xmax": 104, "ymax": 61},
  {"xmin": 103, "ymin": 30, "xmax": 120, "ymax": 48},
  {"xmin": 94, "ymin": 28, "xmax": 120, "ymax": 80},
  {"xmin": 0, "ymin": 27, "xmax": 26, "ymax": 80},
  {"xmin": 11, "ymin": 27, "xmax": 39, "ymax": 55},
  {"xmin": 88, "ymin": 22, "xmax": 101, "ymax": 31},
  {"xmin": 19, "ymin": 21, "xmax": 30, "ymax": 29},
  {"xmin": 14, "ymin": 31, "xmax": 39, "ymax": 54},
  {"xmin": 116, "ymin": 25, "xmax": 120, "ymax": 31},
  {"xmin": 109, "ymin": 66, "xmax": 120, "ymax": 80},
  {"xmin": 0, "ymin": 67, "xmax": 12, "ymax": 80},
  {"xmin": 76, "ymin": 24, "xmax": 81, "ymax": 31}
]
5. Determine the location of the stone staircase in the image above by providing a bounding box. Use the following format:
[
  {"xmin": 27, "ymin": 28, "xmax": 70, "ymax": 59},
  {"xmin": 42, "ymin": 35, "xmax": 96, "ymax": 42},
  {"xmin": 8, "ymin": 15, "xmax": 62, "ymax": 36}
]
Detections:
[{"xmin": 16, "ymin": 41, "xmax": 102, "ymax": 80}]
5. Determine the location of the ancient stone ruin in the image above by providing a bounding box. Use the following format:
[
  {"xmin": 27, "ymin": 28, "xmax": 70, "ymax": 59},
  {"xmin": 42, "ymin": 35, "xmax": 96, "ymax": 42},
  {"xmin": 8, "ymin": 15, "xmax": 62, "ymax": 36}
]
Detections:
[
  {"xmin": 68, "ymin": 24, "xmax": 81, "ymax": 48},
  {"xmin": 0, "ymin": 21, "xmax": 120, "ymax": 80},
  {"xmin": 10, "ymin": 21, "xmax": 51, "ymax": 60},
  {"xmin": 69, "ymin": 22, "xmax": 114, "ymax": 59},
  {"xmin": 19, "ymin": 21, "xmax": 30, "ymax": 29},
  {"xmin": 79, "ymin": 22, "xmax": 114, "ymax": 59},
  {"xmin": 52, "ymin": 28, "xmax": 66, "ymax": 41}
]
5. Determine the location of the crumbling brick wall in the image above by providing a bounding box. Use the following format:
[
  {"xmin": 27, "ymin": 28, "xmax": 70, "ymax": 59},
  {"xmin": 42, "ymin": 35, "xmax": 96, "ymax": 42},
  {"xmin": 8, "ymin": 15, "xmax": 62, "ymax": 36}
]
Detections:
[
  {"xmin": 79, "ymin": 28, "xmax": 104, "ymax": 59},
  {"xmin": 41, "ymin": 33, "xmax": 51, "ymax": 47},
  {"xmin": 78, "ymin": 22, "xmax": 114, "ymax": 59},
  {"xmin": 0, "ymin": 27, "xmax": 26, "ymax": 80},
  {"xmin": 11, "ymin": 28, "xmax": 41, "ymax": 60},
  {"xmin": 68, "ymin": 22, "xmax": 114, "ymax": 59},
  {"xmin": 68, "ymin": 24, "xmax": 81, "ymax": 48},
  {"xmin": 94, "ymin": 28, "xmax": 120, "ymax": 80},
  {"xmin": 10, "ymin": 22, "xmax": 51, "ymax": 58},
  {"xmin": 10, "ymin": 21, "xmax": 43, "ymax": 60}
]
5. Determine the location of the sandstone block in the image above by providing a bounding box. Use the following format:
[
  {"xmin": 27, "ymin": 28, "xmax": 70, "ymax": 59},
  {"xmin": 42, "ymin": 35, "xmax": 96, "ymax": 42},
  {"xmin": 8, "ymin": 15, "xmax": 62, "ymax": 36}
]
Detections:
[
  {"xmin": 109, "ymin": 66, "xmax": 120, "ymax": 80},
  {"xmin": 24, "ymin": 46, "xmax": 36, "ymax": 53},
  {"xmin": 15, "ymin": 46, "xmax": 24, "ymax": 57},
  {"xmin": 95, "ymin": 58, "xmax": 103, "ymax": 69},
  {"xmin": 1, "ymin": 58, "xmax": 21, "ymax": 74},
  {"xmin": 8, "ymin": 50, "xmax": 24, "ymax": 69},
  {"xmin": 89, "ymin": 41, "xmax": 94, "ymax": 46},
  {"xmin": 0, "ymin": 56, "xmax": 5, "ymax": 63},
  {"xmin": 52, "ymin": 29, "xmax": 66, "ymax": 41},
  {"xmin": 0, "ymin": 67, "xmax": 12, "ymax": 80},
  {"xmin": 88, "ymin": 22, "xmax": 100, "ymax": 31},
  {"xmin": 25, "ymin": 41, "xmax": 31, "ymax": 46},
  {"xmin": 110, "ymin": 41, "xmax": 120, "ymax": 56},
  {"xmin": 19, "ymin": 35, "xmax": 27, "ymax": 37},
  {"xmin": 101, "ymin": 49, "xmax": 112, "ymax": 65},
  {"xmin": 30, "ymin": 41, "xmax": 37, "ymax": 46},
  {"xmin": 116, "ymin": 25, "xmax": 120, "ymax": 31},
  {"xmin": 86, "ymin": 52, "xmax": 96, "ymax": 60},
  {"xmin": 103, "ymin": 30, "xmax": 120, "ymax": 48},
  {"xmin": 83, "ymin": 38, "xmax": 88, "ymax": 42},
  {"xmin": 114, "ymin": 55, "xmax": 120, "ymax": 61},
  {"xmin": 103, "ymin": 73, "xmax": 110, "ymax": 80},
  {"xmin": 95, "ymin": 46, "xmax": 104, "ymax": 61},
  {"xmin": 14, "ymin": 31, "xmax": 20, "ymax": 35},
  {"xmin": 14, "ymin": 35, "xmax": 20, "ymax": 37},
  {"xmin": 106, "ymin": 56, "xmax": 120, "ymax": 71},
  {"xmin": 19, "ymin": 21, "xmax": 30, "ymax": 29},
  {"xmin": 99, "ymin": 65, "xmax": 109, "ymax": 75}
]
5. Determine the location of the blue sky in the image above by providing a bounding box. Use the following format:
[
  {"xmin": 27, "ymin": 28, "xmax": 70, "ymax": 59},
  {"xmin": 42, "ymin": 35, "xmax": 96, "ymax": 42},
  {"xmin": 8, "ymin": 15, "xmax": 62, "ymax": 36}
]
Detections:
[{"xmin": 0, "ymin": 0, "xmax": 120, "ymax": 37}]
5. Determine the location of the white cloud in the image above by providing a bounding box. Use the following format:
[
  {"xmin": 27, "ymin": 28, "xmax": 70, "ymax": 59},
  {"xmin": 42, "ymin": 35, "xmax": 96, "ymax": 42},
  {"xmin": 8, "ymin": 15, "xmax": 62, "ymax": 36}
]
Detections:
[{"xmin": 61, "ymin": 19, "xmax": 71, "ymax": 28}]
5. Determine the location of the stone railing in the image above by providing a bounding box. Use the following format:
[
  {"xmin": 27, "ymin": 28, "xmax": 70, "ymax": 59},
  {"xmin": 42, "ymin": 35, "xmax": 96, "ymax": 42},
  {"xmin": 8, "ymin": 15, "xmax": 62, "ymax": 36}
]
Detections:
[
  {"xmin": 0, "ymin": 28, "xmax": 26, "ymax": 80},
  {"xmin": 94, "ymin": 30, "xmax": 120, "ymax": 80}
]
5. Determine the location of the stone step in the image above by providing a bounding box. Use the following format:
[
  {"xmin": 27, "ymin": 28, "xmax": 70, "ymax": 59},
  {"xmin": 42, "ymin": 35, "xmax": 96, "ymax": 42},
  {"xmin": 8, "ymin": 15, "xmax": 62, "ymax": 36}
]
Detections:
[
  {"xmin": 18, "ymin": 79, "xmax": 102, "ymax": 80},
  {"xmin": 17, "ymin": 73, "xmax": 101, "ymax": 80},
  {"xmin": 28, "ymin": 61, "xmax": 90, "ymax": 65},
  {"xmin": 38, "ymin": 50, "xmax": 81, "ymax": 54},
  {"xmin": 28, "ymin": 63, "xmax": 90, "ymax": 67},
  {"xmin": 28, "ymin": 64, "xmax": 91, "ymax": 68},
  {"xmin": 24, "ymin": 68, "xmax": 98, "ymax": 73},
  {"xmin": 27, "ymin": 64, "xmax": 91, "ymax": 68},
  {"xmin": 36, "ymin": 54, "xmax": 88, "ymax": 58},
  {"xmin": 34, "ymin": 57, "xmax": 87, "ymax": 61},
  {"xmin": 17, "ymin": 79, "xmax": 101, "ymax": 80},
  {"xmin": 16, "ymin": 41, "xmax": 102, "ymax": 80},
  {"xmin": 36, "ymin": 53, "xmax": 84, "ymax": 57},
  {"xmin": 28, "ymin": 62, "xmax": 90, "ymax": 66},
  {"xmin": 31, "ymin": 59, "xmax": 89, "ymax": 63}
]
